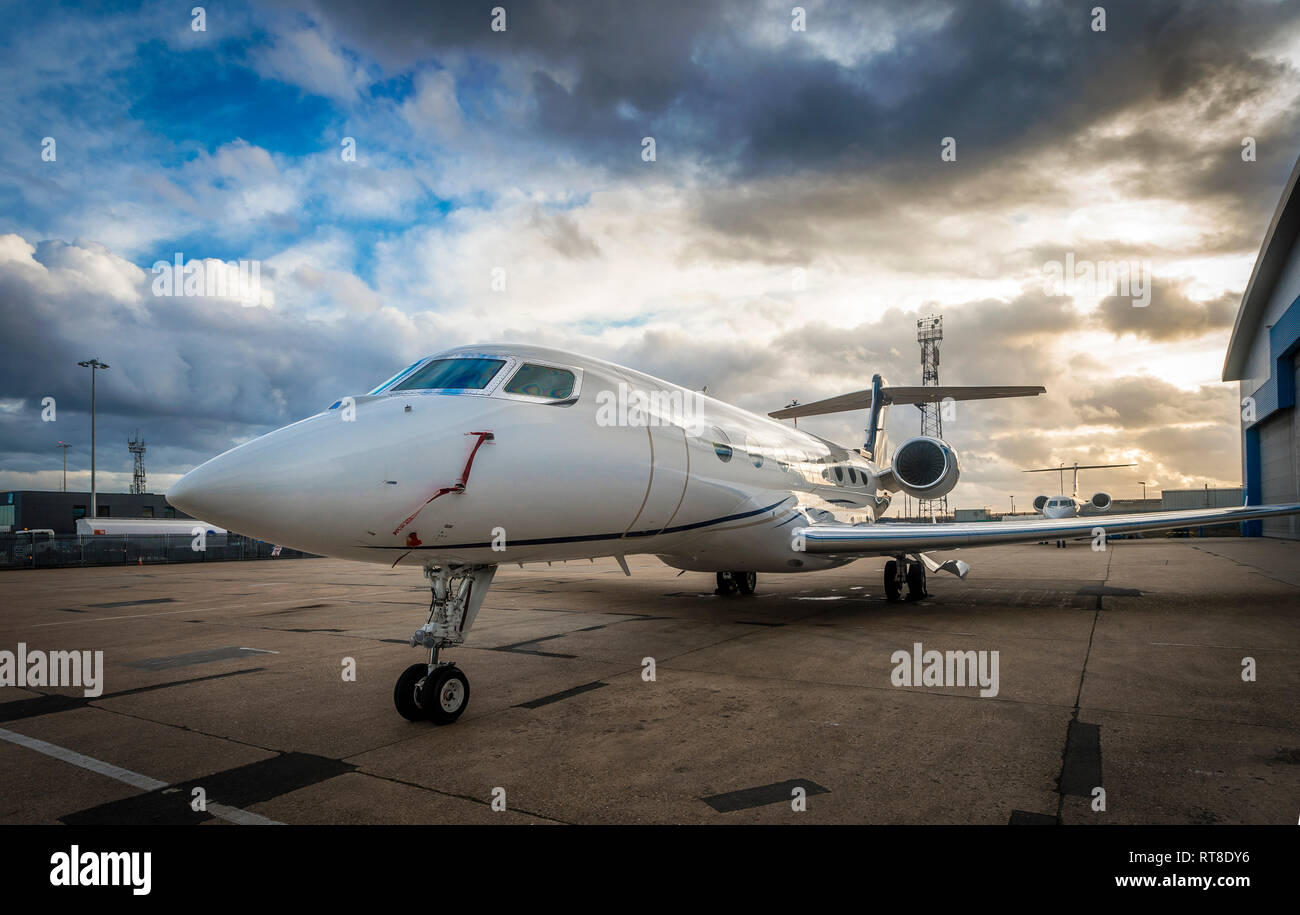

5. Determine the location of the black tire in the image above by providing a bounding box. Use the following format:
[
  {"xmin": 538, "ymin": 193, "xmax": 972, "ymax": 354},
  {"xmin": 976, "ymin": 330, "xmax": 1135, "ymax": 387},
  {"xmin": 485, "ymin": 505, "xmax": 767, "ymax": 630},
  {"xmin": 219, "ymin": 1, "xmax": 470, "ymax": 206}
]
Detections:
[
  {"xmin": 884, "ymin": 560, "xmax": 902, "ymax": 602},
  {"xmin": 905, "ymin": 561, "xmax": 927, "ymax": 601},
  {"xmin": 716, "ymin": 571, "xmax": 739, "ymax": 595},
  {"xmin": 735, "ymin": 571, "xmax": 756, "ymax": 595},
  {"xmin": 394, "ymin": 662, "xmax": 430, "ymax": 722},
  {"xmin": 425, "ymin": 666, "xmax": 471, "ymax": 724}
]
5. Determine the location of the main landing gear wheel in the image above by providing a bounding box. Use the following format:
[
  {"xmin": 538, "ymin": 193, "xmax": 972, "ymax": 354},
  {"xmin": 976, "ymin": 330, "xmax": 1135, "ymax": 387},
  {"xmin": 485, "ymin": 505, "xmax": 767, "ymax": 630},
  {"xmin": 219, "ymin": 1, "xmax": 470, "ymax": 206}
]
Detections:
[
  {"xmin": 884, "ymin": 558, "xmax": 928, "ymax": 602},
  {"xmin": 716, "ymin": 571, "xmax": 756, "ymax": 595},
  {"xmin": 905, "ymin": 560, "xmax": 928, "ymax": 601},
  {"xmin": 884, "ymin": 560, "xmax": 903, "ymax": 602}
]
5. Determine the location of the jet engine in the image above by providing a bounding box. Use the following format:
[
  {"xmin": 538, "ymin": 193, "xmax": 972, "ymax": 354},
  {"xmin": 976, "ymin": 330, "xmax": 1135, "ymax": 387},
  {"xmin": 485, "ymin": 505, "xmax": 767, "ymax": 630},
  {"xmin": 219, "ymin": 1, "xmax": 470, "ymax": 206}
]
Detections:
[
  {"xmin": 1087, "ymin": 492, "xmax": 1112, "ymax": 511},
  {"xmin": 889, "ymin": 436, "xmax": 960, "ymax": 500},
  {"xmin": 1032, "ymin": 495, "xmax": 1049, "ymax": 513}
]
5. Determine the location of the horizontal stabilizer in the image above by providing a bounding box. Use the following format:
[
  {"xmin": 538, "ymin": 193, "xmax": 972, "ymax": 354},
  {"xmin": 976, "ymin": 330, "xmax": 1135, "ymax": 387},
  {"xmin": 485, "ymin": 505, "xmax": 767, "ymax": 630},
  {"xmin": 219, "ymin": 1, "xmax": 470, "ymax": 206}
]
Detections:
[
  {"xmin": 1022, "ymin": 463, "xmax": 1136, "ymax": 472},
  {"xmin": 881, "ymin": 385, "xmax": 1046, "ymax": 406},
  {"xmin": 769, "ymin": 383, "xmax": 1044, "ymax": 419},
  {"xmin": 769, "ymin": 390, "xmax": 873, "ymax": 419}
]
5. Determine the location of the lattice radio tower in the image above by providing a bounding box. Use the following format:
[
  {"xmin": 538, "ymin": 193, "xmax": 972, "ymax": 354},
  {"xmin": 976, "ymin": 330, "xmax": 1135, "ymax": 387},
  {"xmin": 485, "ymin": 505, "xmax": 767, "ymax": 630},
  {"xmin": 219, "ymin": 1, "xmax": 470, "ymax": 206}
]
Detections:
[
  {"xmin": 128, "ymin": 430, "xmax": 147, "ymax": 494},
  {"xmin": 916, "ymin": 314, "xmax": 947, "ymax": 520}
]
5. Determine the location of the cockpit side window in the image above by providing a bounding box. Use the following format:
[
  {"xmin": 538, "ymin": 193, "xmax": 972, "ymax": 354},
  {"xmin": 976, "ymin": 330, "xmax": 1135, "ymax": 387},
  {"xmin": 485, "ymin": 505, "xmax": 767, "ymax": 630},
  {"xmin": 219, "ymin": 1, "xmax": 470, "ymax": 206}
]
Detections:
[
  {"xmin": 389, "ymin": 358, "xmax": 506, "ymax": 392},
  {"xmin": 503, "ymin": 363, "xmax": 575, "ymax": 399}
]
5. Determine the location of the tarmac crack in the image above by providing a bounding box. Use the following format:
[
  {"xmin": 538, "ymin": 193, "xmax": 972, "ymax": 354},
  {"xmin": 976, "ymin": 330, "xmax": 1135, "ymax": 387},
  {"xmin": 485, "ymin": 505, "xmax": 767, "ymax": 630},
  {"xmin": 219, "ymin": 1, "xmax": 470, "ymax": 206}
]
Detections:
[{"xmin": 1051, "ymin": 549, "xmax": 1109, "ymax": 823}]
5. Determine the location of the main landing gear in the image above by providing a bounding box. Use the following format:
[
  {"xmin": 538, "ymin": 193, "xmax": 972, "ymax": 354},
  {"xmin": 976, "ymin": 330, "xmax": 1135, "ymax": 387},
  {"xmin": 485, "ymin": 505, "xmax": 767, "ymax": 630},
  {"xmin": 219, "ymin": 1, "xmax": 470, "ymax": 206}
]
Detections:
[
  {"xmin": 394, "ymin": 564, "xmax": 496, "ymax": 724},
  {"xmin": 884, "ymin": 556, "xmax": 928, "ymax": 602},
  {"xmin": 716, "ymin": 570, "xmax": 757, "ymax": 595}
]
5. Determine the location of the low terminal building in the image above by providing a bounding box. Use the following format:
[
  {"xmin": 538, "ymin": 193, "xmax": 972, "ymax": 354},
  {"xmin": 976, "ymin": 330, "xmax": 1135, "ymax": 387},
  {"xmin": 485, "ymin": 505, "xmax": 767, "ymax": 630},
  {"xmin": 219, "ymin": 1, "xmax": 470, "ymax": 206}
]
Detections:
[
  {"xmin": 1223, "ymin": 152, "xmax": 1300, "ymax": 539},
  {"xmin": 0, "ymin": 491, "xmax": 193, "ymax": 535},
  {"xmin": 1161, "ymin": 487, "xmax": 1244, "ymax": 510}
]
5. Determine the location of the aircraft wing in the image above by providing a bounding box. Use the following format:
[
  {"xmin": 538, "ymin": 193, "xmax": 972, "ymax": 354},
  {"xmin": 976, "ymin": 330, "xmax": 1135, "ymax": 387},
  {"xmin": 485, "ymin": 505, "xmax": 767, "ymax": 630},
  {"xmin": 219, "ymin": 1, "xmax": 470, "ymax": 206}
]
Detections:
[{"xmin": 795, "ymin": 503, "xmax": 1300, "ymax": 554}]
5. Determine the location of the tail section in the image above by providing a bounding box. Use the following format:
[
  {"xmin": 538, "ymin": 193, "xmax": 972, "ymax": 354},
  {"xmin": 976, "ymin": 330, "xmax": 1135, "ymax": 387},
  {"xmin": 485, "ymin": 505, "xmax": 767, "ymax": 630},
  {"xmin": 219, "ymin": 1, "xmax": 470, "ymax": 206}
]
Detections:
[
  {"xmin": 768, "ymin": 376, "xmax": 1045, "ymax": 460},
  {"xmin": 865, "ymin": 374, "xmax": 889, "ymax": 460}
]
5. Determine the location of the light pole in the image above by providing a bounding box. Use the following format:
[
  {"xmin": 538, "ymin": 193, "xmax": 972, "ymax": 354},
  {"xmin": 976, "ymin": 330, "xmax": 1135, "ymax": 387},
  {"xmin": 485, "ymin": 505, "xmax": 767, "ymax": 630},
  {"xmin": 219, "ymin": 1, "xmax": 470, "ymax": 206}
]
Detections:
[
  {"xmin": 56, "ymin": 441, "xmax": 71, "ymax": 492},
  {"xmin": 77, "ymin": 359, "xmax": 109, "ymax": 518},
  {"xmin": 1139, "ymin": 480, "xmax": 1147, "ymax": 501},
  {"xmin": 1010, "ymin": 495, "xmax": 1015, "ymax": 515}
]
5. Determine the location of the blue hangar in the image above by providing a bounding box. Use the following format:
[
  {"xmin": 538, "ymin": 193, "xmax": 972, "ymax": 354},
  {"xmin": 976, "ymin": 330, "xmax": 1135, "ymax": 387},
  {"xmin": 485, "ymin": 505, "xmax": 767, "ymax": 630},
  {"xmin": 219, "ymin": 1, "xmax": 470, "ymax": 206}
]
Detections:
[{"xmin": 1224, "ymin": 153, "xmax": 1300, "ymax": 538}]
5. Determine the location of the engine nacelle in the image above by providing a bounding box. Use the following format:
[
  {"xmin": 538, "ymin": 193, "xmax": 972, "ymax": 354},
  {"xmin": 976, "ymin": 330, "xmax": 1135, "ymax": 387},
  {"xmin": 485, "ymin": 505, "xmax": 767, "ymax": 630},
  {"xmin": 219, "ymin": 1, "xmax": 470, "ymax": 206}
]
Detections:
[
  {"xmin": 1032, "ymin": 494, "xmax": 1049, "ymax": 513},
  {"xmin": 1088, "ymin": 492, "xmax": 1112, "ymax": 511},
  {"xmin": 889, "ymin": 436, "xmax": 960, "ymax": 501}
]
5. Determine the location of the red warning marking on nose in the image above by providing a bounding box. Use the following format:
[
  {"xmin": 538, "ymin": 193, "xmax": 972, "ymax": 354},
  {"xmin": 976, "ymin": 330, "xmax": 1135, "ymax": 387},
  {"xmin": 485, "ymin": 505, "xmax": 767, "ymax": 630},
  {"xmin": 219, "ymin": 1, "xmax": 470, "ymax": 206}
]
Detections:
[
  {"xmin": 405, "ymin": 532, "xmax": 422, "ymax": 547},
  {"xmin": 392, "ymin": 431, "xmax": 495, "ymax": 537}
]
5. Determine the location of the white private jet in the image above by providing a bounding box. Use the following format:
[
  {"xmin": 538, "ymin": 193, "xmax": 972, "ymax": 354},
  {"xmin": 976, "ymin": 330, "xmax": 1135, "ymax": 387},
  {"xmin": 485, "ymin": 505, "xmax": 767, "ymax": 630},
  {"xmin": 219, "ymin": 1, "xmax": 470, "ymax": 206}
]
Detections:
[
  {"xmin": 1023, "ymin": 460, "xmax": 1137, "ymax": 548},
  {"xmin": 1024, "ymin": 462, "xmax": 1138, "ymax": 519},
  {"xmin": 166, "ymin": 344, "xmax": 1300, "ymax": 724}
]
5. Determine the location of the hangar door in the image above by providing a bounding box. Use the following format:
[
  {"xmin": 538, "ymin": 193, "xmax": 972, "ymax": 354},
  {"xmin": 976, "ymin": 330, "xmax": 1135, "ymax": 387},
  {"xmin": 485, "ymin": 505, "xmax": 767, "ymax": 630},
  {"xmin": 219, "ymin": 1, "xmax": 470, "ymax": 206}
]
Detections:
[{"xmin": 1259, "ymin": 357, "xmax": 1298, "ymax": 539}]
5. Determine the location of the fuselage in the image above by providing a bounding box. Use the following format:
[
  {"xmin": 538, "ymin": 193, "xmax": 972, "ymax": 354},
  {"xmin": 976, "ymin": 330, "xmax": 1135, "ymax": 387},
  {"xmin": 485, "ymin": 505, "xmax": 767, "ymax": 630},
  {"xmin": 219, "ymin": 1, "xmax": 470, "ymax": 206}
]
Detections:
[
  {"xmin": 1039, "ymin": 496, "xmax": 1081, "ymax": 519},
  {"xmin": 167, "ymin": 344, "xmax": 891, "ymax": 574}
]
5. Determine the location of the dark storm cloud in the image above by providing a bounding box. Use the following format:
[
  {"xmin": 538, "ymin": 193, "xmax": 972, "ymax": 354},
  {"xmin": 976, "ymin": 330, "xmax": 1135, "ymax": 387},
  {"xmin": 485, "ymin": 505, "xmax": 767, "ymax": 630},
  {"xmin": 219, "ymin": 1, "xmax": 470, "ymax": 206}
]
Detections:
[
  {"xmin": 1071, "ymin": 376, "xmax": 1235, "ymax": 428},
  {"xmin": 0, "ymin": 239, "xmax": 433, "ymax": 479},
  {"xmin": 1093, "ymin": 279, "xmax": 1236, "ymax": 341},
  {"xmin": 301, "ymin": 0, "xmax": 1299, "ymax": 183}
]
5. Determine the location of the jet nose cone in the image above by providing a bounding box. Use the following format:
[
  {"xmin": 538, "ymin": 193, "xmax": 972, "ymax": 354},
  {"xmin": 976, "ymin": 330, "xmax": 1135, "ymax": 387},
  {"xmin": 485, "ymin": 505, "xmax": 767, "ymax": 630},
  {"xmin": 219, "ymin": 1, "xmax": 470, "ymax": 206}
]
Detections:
[
  {"xmin": 165, "ymin": 460, "xmax": 224, "ymax": 525},
  {"xmin": 165, "ymin": 471, "xmax": 197, "ymax": 517},
  {"xmin": 168, "ymin": 394, "xmax": 496, "ymax": 553},
  {"xmin": 168, "ymin": 411, "xmax": 340, "ymax": 538},
  {"xmin": 167, "ymin": 420, "xmax": 323, "ymax": 542}
]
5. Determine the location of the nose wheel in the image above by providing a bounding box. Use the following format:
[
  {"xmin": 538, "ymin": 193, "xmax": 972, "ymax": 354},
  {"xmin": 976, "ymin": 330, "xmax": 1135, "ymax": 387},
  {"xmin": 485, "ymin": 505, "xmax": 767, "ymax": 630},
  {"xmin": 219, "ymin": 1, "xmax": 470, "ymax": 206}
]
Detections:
[
  {"xmin": 394, "ymin": 662, "xmax": 471, "ymax": 724},
  {"xmin": 394, "ymin": 564, "xmax": 495, "ymax": 724}
]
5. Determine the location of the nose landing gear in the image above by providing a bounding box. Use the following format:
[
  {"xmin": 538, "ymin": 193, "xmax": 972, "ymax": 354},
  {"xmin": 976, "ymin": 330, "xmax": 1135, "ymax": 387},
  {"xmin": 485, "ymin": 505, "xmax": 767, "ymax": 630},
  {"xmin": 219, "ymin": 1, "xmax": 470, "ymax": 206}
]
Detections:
[{"xmin": 394, "ymin": 564, "xmax": 496, "ymax": 723}]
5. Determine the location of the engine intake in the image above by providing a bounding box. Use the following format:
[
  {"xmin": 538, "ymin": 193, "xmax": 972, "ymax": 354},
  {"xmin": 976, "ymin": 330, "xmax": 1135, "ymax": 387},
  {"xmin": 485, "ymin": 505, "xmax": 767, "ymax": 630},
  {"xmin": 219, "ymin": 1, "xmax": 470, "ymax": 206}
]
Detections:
[
  {"xmin": 1089, "ymin": 492, "xmax": 1112, "ymax": 511},
  {"xmin": 890, "ymin": 436, "xmax": 960, "ymax": 500}
]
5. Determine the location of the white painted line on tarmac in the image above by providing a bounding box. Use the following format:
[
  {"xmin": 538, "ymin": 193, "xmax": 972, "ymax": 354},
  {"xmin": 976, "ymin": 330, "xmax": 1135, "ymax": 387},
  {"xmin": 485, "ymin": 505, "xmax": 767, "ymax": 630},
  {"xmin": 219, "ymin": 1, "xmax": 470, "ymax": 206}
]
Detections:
[
  {"xmin": 0, "ymin": 727, "xmax": 166, "ymax": 791},
  {"xmin": 0, "ymin": 726, "xmax": 283, "ymax": 825}
]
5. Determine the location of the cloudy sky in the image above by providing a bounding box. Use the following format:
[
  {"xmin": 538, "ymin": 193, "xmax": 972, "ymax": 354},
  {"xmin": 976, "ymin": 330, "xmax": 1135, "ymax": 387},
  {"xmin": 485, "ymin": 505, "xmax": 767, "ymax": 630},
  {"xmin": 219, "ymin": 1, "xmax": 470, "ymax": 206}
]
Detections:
[{"xmin": 2, "ymin": 0, "xmax": 1299, "ymax": 514}]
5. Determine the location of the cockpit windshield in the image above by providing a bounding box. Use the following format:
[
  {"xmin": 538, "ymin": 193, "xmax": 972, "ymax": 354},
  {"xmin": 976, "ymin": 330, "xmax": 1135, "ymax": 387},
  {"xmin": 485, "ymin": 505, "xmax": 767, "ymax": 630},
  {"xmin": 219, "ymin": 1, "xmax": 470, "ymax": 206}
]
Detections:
[
  {"xmin": 373, "ymin": 357, "xmax": 507, "ymax": 393},
  {"xmin": 367, "ymin": 360, "xmax": 423, "ymax": 394}
]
